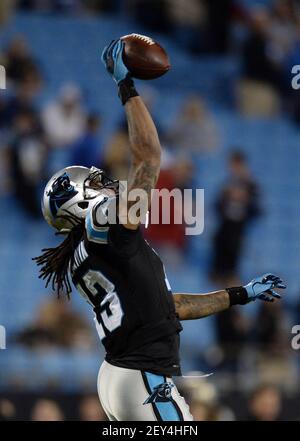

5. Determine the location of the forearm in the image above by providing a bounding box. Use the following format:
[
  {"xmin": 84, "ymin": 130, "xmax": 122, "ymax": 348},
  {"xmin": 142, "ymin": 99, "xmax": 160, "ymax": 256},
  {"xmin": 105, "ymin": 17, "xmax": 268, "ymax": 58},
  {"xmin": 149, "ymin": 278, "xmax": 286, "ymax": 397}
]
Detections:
[
  {"xmin": 125, "ymin": 96, "xmax": 161, "ymax": 167},
  {"xmin": 122, "ymin": 96, "xmax": 161, "ymax": 219},
  {"xmin": 173, "ymin": 291, "xmax": 230, "ymax": 320}
]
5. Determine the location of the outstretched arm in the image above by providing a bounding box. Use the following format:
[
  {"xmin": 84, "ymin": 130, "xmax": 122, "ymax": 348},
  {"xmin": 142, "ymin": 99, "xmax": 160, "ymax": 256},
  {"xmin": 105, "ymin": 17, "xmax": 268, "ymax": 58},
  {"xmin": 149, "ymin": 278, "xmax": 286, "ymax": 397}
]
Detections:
[
  {"xmin": 174, "ymin": 273, "xmax": 286, "ymax": 321},
  {"xmin": 121, "ymin": 96, "xmax": 161, "ymax": 229},
  {"xmin": 101, "ymin": 40, "xmax": 161, "ymax": 229},
  {"xmin": 124, "ymin": 96, "xmax": 161, "ymax": 202},
  {"xmin": 173, "ymin": 291, "xmax": 230, "ymax": 320}
]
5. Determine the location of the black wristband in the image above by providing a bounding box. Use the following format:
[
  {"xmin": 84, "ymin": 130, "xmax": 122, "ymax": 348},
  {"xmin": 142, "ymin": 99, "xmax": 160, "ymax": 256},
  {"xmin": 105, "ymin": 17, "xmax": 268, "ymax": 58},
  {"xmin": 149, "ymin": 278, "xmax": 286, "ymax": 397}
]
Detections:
[
  {"xmin": 226, "ymin": 286, "xmax": 249, "ymax": 306},
  {"xmin": 118, "ymin": 76, "xmax": 139, "ymax": 105}
]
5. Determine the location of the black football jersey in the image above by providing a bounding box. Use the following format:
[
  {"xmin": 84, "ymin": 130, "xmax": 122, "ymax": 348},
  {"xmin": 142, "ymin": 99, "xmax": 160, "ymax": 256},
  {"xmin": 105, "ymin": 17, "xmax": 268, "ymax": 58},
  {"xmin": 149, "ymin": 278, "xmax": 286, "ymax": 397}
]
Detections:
[{"xmin": 71, "ymin": 199, "xmax": 182, "ymax": 376}]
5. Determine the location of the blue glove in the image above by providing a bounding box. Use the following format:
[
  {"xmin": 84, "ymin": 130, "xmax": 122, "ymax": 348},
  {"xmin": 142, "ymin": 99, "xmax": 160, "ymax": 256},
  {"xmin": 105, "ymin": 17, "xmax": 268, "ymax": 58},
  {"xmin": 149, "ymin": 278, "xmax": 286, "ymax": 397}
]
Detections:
[
  {"xmin": 101, "ymin": 39, "xmax": 130, "ymax": 84},
  {"xmin": 244, "ymin": 273, "xmax": 286, "ymax": 302}
]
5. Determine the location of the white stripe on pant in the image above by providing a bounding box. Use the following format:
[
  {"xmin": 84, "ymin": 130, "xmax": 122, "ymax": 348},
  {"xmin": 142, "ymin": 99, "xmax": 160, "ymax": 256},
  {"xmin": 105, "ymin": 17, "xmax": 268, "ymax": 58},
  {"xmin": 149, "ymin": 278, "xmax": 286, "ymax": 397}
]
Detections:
[{"xmin": 97, "ymin": 360, "xmax": 193, "ymax": 421}]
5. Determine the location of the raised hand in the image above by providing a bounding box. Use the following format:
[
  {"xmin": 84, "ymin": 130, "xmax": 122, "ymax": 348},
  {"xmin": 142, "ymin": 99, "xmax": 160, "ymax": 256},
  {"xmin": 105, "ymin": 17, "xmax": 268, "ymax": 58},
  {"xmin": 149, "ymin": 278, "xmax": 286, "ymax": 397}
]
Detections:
[{"xmin": 244, "ymin": 273, "xmax": 286, "ymax": 302}]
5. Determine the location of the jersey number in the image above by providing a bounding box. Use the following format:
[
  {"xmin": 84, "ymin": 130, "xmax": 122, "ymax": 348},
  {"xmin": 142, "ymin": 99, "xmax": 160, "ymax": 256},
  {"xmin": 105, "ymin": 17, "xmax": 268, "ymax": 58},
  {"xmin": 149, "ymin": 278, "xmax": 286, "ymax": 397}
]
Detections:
[{"xmin": 81, "ymin": 270, "xmax": 123, "ymax": 340}]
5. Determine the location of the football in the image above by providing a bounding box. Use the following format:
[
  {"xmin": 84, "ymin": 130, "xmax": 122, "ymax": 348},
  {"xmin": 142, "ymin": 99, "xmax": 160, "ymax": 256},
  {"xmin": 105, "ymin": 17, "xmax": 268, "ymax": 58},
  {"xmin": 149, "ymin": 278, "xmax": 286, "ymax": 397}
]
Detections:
[{"xmin": 121, "ymin": 33, "xmax": 170, "ymax": 80}]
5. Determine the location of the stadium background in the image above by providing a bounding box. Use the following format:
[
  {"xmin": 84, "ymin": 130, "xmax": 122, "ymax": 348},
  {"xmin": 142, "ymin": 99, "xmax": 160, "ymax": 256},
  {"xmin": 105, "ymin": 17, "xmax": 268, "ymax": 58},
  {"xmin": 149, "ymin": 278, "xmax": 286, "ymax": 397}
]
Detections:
[{"xmin": 0, "ymin": 0, "xmax": 300, "ymax": 421}]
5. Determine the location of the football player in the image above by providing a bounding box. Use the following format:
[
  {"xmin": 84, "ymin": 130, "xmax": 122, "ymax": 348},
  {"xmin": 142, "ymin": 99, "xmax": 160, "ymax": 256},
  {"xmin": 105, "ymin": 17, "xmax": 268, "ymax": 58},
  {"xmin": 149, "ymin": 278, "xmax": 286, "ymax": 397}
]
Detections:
[{"xmin": 34, "ymin": 40, "xmax": 286, "ymax": 421}]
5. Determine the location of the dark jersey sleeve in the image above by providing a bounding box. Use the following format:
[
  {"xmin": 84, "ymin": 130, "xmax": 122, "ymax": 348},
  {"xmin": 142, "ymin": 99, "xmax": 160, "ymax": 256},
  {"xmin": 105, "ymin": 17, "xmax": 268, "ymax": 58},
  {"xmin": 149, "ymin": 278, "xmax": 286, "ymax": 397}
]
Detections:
[{"xmin": 108, "ymin": 223, "xmax": 141, "ymax": 257}]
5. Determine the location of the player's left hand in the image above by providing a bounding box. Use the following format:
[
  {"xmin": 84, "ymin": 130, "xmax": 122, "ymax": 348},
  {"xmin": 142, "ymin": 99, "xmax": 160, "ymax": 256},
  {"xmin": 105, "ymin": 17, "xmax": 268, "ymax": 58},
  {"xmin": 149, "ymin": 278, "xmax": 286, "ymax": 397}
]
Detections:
[
  {"xmin": 101, "ymin": 39, "xmax": 130, "ymax": 84},
  {"xmin": 244, "ymin": 273, "xmax": 286, "ymax": 302}
]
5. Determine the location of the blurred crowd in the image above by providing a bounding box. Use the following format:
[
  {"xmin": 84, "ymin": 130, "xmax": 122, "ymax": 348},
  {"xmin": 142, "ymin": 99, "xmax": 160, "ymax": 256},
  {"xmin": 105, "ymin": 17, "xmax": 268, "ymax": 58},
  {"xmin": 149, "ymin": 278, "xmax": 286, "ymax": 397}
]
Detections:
[
  {"xmin": 0, "ymin": 0, "xmax": 299, "ymax": 421},
  {"xmin": 0, "ymin": 380, "xmax": 297, "ymax": 421},
  {"xmin": 132, "ymin": 0, "xmax": 300, "ymax": 121},
  {"xmin": 0, "ymin": 30, "xmax": 263, "ymax": 285},
  {"xmin": 0, "ymin": 394, "xmax": 107, "ymax": 421},
  {"xmin": 0, "ymin": 27, "xmax": 261, "ymax": 273}
]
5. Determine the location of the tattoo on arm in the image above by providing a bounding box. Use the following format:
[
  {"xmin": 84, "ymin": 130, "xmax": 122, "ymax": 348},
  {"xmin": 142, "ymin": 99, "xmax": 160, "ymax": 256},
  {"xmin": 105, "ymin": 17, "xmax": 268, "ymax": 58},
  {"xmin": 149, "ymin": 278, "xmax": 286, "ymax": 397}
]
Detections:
[
  {"xmin": 125, "ymin": 97, "xmax": 161, "ymax": 167},
  {"xmin": 120, "ymin": 97, "xmax": 161, "ymax": 228},
  {"xmin": 173, "ymin": 291, "xmax": 230, "ymax": 321},
  {"xmin": 127, "ymin": 160, "xmax": 160, "ymax": 206}
]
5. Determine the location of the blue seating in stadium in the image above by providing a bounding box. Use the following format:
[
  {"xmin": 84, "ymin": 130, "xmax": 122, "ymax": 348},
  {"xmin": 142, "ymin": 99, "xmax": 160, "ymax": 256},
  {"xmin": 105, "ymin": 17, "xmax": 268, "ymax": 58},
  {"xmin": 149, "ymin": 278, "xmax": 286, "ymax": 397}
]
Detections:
[{"xmin": 0, "ymin": 12, "xmax": 299, "ymax": 386}]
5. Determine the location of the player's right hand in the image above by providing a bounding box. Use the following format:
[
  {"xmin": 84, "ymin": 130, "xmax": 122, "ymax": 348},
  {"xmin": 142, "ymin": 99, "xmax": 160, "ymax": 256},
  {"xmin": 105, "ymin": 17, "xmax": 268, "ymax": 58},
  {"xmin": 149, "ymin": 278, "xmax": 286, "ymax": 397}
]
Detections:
[
  {"xmin": 244, "ymin": 273, "xmax": 286, "ymax": 302},
  {"xmin": 101, "ymin": 39, "xmax": 130, "ymax": 84}
]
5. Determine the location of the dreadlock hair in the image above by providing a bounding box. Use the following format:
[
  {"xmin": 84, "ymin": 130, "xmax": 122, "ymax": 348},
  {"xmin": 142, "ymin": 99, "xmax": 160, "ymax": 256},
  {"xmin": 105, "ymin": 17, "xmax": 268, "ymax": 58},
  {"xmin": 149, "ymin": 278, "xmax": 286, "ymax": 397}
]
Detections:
[{"xmin": 33, "ymin": 211, "xmax": 85, "ymax": 298}]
